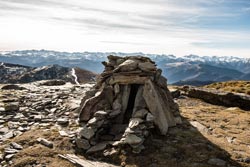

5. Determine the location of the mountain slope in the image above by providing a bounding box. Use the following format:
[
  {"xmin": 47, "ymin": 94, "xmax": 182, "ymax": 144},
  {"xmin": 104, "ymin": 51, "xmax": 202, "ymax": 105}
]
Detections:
[
  {"xmin": 0, "ymin": 62, "xmax": 96, "ymax": 84},
  {"xmin": 164, "ymin": 62, "xmax": 243, "ymax": 83}
]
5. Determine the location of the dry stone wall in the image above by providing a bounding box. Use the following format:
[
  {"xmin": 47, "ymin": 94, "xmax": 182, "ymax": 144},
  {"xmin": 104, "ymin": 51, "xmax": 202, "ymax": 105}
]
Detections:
[{"xmin": 77, "ymin": 55, "xmax": 181, "ymax": 153}]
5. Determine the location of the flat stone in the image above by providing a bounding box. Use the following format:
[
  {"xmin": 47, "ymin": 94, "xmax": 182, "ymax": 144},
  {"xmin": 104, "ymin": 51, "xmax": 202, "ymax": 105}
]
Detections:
[
  {"xmin": 87, "ymin": 142, "xmax": 108, "ymax": 154},
  {"xmin": 87, "ymin": 117, "xmax": 104, "ymax": 128},
  {"xmin": 75, "ymin": 138, "xmax": 90, "ymax": 150},
  {"xmin": 50, "ymin": 108, "xmax": 57, "ymax": 113},
  {"xmin": 138, "ymin": 62, "xmax": 156, "ymax": 72},
  {"xmin": 103, "ymin": 148, "xmax": 119, "ymax": 157},
  {"xmin": 4, "ymin": 102, "xmax": 19, "ymax": 111},
  {"xmin": 208, "ymin": 158, "xmax": 226, "ymax": 166},
  {"xmin": 0, "ymin": 107, "xmax": 5, "ymax": 112},
  {"xmin": 5, "ymin": 154, "xmax": 15, "ymax": 160},
  {"xmin": 109, "ymin": 110, "xmax": 121, "ymax": 118},
  {"xmin": 190, "ymin": 121, "xmax": 209, "ymax": 134},
  {"xmin": 109, "ymin": 75, "xmax": 148, "ymax": 85},
  {"xmin": 0, "ymin": 153, "xmax": 3, "ymax": 161},
  {"xmin": 226, "ymin": 136, "xmax": 236, "ymax": 144},
  {"xmin": 0, "ymin": 127, "xmax": 9, "ymax": 134},
  {"xmin": 1, "ymin": 84, "xmax": 25, "ymax": 90},
  {"xmin": 123, "ymin": 134, "xmax": 143, "ymax": 145},
  {"xmin": 132, "ymin": 109, "xmax": 148, "ymax": 118},
  {"xmin": 34, "ymin": 115, "xmax": 43, "ymax": 121},
  {"xmin": 57, "ymin": 118, "xmax": 69, "ymax": 126},
  {"xmin": 4, "ymin": 148, "xmax": 19, "ymax": 154},
  {"xmin": 79, "ymin": 127, "xmax": 95, "ymax": 140},
  {"xmin": 10, "ymin": 142, "xmax": 23, "ymax": 150},
  {"xmin": 2, "ymin": 131, "xmax": 14, "ymax": 140},
  {"xmin": 143, "ymin": 80, "xmax": 176, "ymax": 135},
  {"xmin": 13, "ymin": 113, "xmax": 24, "ymax": 120},
  {"xmin": 94, "ymin": 111, "xmax": 108, "ymax": 118},
  {"xmin": 59, "ymin": 130, "xmax": 69, "ymax": 137},
  {"xmin": 88, "ymin": 117, "xmax": 99, "ymax": 125},
  {"xmin": 128, "ymin": 118, "xmax": 143, "ymax": 129},
  {"xmin": 37, "ymin": 138, "xmax": 53, "ymax": 148},
  {"xmin": 114, "ymin": 59, "xmax": 138, "ymax": 72},
  {"xmin": 7, "ymin": 122, "xmax": 19, "ymax": 129}
]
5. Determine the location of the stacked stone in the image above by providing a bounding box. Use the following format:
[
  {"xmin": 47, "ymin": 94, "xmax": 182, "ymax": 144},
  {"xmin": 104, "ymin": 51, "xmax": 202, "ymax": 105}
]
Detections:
[{"xmin": 78, "ymin": 55, "xmax": 181, "ymax": 153}]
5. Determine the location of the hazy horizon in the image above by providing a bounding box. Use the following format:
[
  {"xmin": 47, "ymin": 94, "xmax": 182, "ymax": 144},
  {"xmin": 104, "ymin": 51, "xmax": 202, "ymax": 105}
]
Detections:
[{"xmin": 0, "ymin": 0, "xmax": 250, "ymax": 58}]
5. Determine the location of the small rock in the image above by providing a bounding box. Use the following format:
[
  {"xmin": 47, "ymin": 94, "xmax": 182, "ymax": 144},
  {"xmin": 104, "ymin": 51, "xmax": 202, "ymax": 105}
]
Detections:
[
  {"xmin": 7, "ymin": 122, "xmax": 19, "ymax": 129},
  {"xmin": 0, "ymin": 107, "xmax": 5, "ymax": 112},
  {"xmin": 34, "ymin": 115, "xmax": 43, "ymax": 121},
  {"xmin": 103, "ymin": 148, "xmax": 119, "ymax": 157},
  {"xmin": 10, "ymin": 142, "xmax": 23, "ymax": 150},
  {"xmin": 190, "ymin": 121, "xmax": 210, "ymax": 134},
  {"xmin": 4, "ymin": 154, "xmax": 15, "ymax": 161},
  {"xmin": 2, "ymin": 131, "xmax": 14, "ymax": 140},
  {"xmin": 50, "ymin": 108, "xmax": 57, "ymax": 113},
  {"xmin": 4, "ymin": 148, "xmax": 19, "ymax": 154},
  {"xmin": 59, "ymin": 130, "xmax": 69, "ymax": 137},
  {"xmin": 171, "ymin": 90, "xmax": 181, "ymax": 98},
  {"xmin": 57, "ymin": 118, "xmax": 69, "ymax": 126},
  {"xmin": 146, "ymin": 113, "xmax": 154, "ymax": 122},
  {"xmin": 208, "ymin": 158, "xmax": 226, "ymax": 166},
  {"xmin": 87, "ymin": 142, "xmax": 108, "ymax": 154},
  {"xmin": 79, "ymin": 127, "xmax": 95, "ymax": 140},
  {"xmin": 37, "ymin": 138, "xmax": 53, "ymax": 148},
  {"xmin": 75, "ymin": 138, "xmax": 90, "ymax": 150},
  {"xmin": 245, "ymin": 157, "xmax": 250, "ymax": 163},
  {"xmin": 1, "ymin": 84, "xmax": 25, "ymax": 90},
  {"xmin": 226, "ymin": 136, "xmax": 236, "ymax": 144},
  {"xmin": 0, "ymin": 127, "xmax": 9, "ymax": 134}
]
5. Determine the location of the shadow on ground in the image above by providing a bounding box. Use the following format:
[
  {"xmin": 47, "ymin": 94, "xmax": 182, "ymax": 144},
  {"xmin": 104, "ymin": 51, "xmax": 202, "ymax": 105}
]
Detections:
[{"xmin": 87, "ymin": 116, "xmax": 242, "ymax": 167}]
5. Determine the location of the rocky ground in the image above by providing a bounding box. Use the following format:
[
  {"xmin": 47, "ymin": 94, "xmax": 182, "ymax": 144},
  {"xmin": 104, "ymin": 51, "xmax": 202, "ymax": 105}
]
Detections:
[{"xmin": 0, "ymin": 82, "xmax": 250, "ymax": 167}]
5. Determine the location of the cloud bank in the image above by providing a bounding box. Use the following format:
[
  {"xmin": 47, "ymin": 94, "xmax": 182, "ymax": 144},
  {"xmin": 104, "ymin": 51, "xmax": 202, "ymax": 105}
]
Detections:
[{"xmin": 0, "ymin": 0, "xmax": 249, "ymax": 57}]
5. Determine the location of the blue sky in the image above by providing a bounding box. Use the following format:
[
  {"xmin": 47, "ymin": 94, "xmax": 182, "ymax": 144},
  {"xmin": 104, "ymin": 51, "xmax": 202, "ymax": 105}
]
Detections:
[{"xmin": 0, "ymin": 0, "xmax": 249, "ymax": 57}]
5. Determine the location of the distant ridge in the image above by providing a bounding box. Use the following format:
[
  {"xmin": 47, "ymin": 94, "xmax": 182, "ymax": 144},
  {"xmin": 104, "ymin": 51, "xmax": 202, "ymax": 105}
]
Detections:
[{"xmin": 1, "ymin": 50, "xmax": 249, "ymax": 85}]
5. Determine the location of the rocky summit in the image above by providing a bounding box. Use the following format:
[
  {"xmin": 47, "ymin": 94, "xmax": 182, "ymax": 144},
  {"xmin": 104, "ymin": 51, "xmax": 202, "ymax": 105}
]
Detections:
[{"xmin": 0, "ymin": 56, "xmax": 249, "ymax": 167}]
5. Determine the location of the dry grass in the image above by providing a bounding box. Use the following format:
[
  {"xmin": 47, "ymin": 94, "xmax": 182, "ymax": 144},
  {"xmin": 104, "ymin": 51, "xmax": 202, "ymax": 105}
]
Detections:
[
  {"xmin": 178, "ymin": 98, "xmax": 250, "ymax": 167},
  {"xmin": 3, "ymin": 129, "xmax": 76, "ymax": 167},
  {"xmin": 204, "ymin": 81, "xmax": 250, "ymax": 95}
]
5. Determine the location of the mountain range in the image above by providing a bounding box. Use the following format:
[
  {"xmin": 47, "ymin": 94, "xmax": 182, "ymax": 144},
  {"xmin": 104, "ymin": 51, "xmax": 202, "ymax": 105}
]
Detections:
[{"xmin": 0, "ymin": 50, "xmax": 249, "ymax": 85}]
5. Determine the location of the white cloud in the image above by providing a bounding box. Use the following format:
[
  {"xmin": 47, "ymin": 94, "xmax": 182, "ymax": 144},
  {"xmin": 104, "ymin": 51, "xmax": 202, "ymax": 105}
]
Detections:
[{"xmin": 0, "ymin": 0, "xmax": 249, "ymax": 57}]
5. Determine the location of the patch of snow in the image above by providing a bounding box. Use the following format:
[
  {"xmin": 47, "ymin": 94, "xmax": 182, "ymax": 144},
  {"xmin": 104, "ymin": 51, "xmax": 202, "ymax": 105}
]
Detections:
[{"xmin": 71, "ymin": 68, "xmax": 80, "ymax": 85}]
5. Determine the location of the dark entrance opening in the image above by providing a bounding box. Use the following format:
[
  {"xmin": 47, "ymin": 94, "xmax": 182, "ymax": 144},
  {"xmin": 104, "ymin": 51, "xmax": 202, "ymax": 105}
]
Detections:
[{"xmin": 123, "ymin": 84, "xmax": 140, "ymax": 124}]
